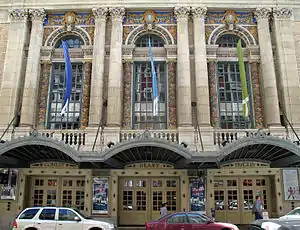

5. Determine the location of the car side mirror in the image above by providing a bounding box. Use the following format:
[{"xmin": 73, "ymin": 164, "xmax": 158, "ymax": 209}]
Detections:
[{"xmin": 74, "ymin": 216, "xmax": 81, "ymax": 222}]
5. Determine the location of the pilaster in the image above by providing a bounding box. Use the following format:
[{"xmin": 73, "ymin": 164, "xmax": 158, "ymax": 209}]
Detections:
[
  {"xmin": 167, "ymin": 60, "xmax": 177, "ymax": 129},
  {"xmin": 81, "ymin": 61, "xmax": 92, "ymax": 128},
  {"xmin": 174, "ymin": 7, "xmax": 192, "ymax": 127},
  {"xmin": 191, "ymin": 6, "xmax": 210, "ymax": 126},
  {"xmin": 272, "ymin": 8, "xmax": 300, "ymax": 126},
  {"xmin": 254, "ymin": 8, "xmax": 281, "ymax": 127},
  {"xmin": 89, "ymin": 7, "xmax": 108, "ymax": 127},
  {"xmin": 0, "ymin": 9, "xmax": 29, "ymax": 126},
  {"xmin": 20, "ymin": 8, "xmax": 46, "ymax": 128},
  {"xmin": 250, "ymin": 60, "xmax": 264, "ymax": 128},
  {"xmin": 207, "ymin": 60, "xmax": 219, "ymax": 128},
  {"xmin": 107, "ymin": 7, "xmax": 125, "ymax": 127},
  {"xmin": 122, "ymin": 59, "xmax": 132, "ymax": 129}
]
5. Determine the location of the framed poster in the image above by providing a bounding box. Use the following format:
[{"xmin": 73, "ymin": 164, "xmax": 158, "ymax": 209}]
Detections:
[
  {"xmin": 189, "ymin": 177, "xmax": 206, "ymax": 214},
  {"xmin": 282, "ymin": 169, "xmax": 300, "ymax": 200},
  {"xmin": 92, "ymin": 177, "xmax": 109, "ymax": 214},
  {"xmin": 0, "ymin": 168, "xmax": 18, "ymax": 200}
]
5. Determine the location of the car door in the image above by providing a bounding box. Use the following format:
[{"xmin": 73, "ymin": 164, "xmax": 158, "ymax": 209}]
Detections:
[
  {"xmin": 165, "ymin": 213, "xmax": 191, "ymax": 230},
  {"xmin": 186, "ymin": 213, "xmax": 219, "ymax": 230},
  {"xmin": 56, "ymin": 208, "xmax": 83, "ymax": 230},
  {"xmin": 34, "ymin": 208, "xmax": 57, "ymax": 230}
]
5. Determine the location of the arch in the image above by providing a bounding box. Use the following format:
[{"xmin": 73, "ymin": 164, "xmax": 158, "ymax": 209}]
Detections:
[
  {"xmin": 217, "ymin": 130, "xmax": 300, "ymax": 166},
  {"xmin": 208, "ymin": 24, "xmax": 257, "ymax": 46},
  {"xmin": 0, "ymin": 136, "xmax": 79, "ymax": 162},
  {"xmin": 125, "ymin": 25, "xmax": 174, "ymax": 45},
  {"xmin": 55, "ymin": 35, "xmax": 84, "ymax": 48},
  {"xmin": 44, "ymin": 26, "xmax": 92, "ymax": 47},
  {"xmin": 101, "ymin": 137, "xmax": 194, "ymax": 162}
]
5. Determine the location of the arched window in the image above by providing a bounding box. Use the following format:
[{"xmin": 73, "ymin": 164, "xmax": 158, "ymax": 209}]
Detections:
[
  {"xmin": 135, "ymin": 34, "xmax": 165, "ymax": 47},
  {"xmin": 132, "ymin": 34, "xmax": 167, "ymax": 129},
  {"xmin": 216, "ymin": 35, "xmax": 253, "ymax": 129},
  {"xmin": 216, "ymin": 34, "xmax": 246, "ymax": 48},
  {"xmin": 55, "ymin": 35, "xmax": 84, "ymax": 48}
]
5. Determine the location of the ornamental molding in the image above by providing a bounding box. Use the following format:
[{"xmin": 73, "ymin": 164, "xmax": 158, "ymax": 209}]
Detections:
[
  {"xmin": 191, "ymin": 6, "xmax": 207, "ymax": 19},
  {"xmin": 174, "ymin": 6, "xmax": 190, "ymax": 20},
  {"xmin": 109, "ymin": 7, "xmax": 125, "ymax": 22},
  {"xmin": 29, "ymin": 9, "xmax": 46, "ymax": 22},
  {"xmin": 9, "ymin": 9, "xmax": 28, "ymax": 22},
  {"xmin": 254, "ymin": 8, "xmax": 271, "ymax": 20},
  {"xmin": 273, "ymin": 8, "xmax": 292, "ymax": 19},
  {"xmin": 92, "ymin": 7, "xmax": 109, "ymax": 21}
]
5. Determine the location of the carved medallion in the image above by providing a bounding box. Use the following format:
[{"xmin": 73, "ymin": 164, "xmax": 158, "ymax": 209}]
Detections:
[
  {"xmin": 62, "ymin": 11, "xmax": 77, "ymax": 31},
  {"xmin": 222, "ymin": 9, "xmax": 238, "ymax": 30},
  {"xmin": 143, "ymin": 10, "xmax": 157, "ymax": 30}
]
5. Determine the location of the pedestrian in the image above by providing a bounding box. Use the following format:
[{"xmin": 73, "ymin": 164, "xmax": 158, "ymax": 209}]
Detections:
[
  {"xmin": 252, "ymin": 195, "xmax": 263, "ymax": 220},
  {"xmin": 160, "ymin": 202, "xmax": 168, "ymax": 217}
]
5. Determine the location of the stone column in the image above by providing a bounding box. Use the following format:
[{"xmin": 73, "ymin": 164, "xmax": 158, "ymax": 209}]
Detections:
[
  {"xmin": 254, "ymin": 8, "xmax": 281, "ymax": 127},
  {"xmin": 250, "ymin": 61, "xmax": 264, "ymax": 128},
  {"xmin": 88, "ymin": 8, "xmax": 108, "ymax": 127},
  {"xmin": 20, "ymin": 9, "xmax": 46, "ymax": 127},
  {"xmin": 272, "ymin": 8, "xmax": 300, "ymax": 126},
  {"xmin": 36, "ymin": 61, "xmax": 51, "ymax": 128},
  {"xmin": 192, "ymin": 7, "xmax": 210, "ymax": 126},
  {"xmin": 81, "ymin": 62, "xmax": 92, "ymax": 128},
  {"xmin": 207, "ymin": 60, "xmax": 219, "ymax": 128},
  {"xmin": 167, "ymin": 60, "xmax": 177, "ymax": 129},
  {"xmin": 106, "ymin": 7, "xmax": 125, "ymax": 127},
  {"xmin": 0, "ymin": 9, "xmax": 29, "ymax": 127},
  {"xmin": 122, "ymin": 60, "xmax": 132, "ymax": 129},
  {"xmin": 174, "ymin": 7, "xmax": 192, "ymax": 127}
]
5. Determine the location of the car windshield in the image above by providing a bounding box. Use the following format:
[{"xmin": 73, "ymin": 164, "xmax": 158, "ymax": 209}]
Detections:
[
  {"xmin": 286, "ymin": 209, "xmax": 300, "ymax": 216},
  {"xmin": 73, "ymin": 208, "xmax": 92, "ymax": 219}
]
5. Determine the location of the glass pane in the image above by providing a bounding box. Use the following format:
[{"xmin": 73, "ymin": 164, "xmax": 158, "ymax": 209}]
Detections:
[
  {"xmin": 152, "ymin": 191, "xmax": 162, "ymax": 211},
  {"xmin": 136, "ymin": 191, "xmax": 147, "ymax": 211},
  {"xmin": 214, "ymin": 190, "xmax": 224, "ymax": 210},
  {"xmin": 122, "ymin": 191, "xmax": 133, "ymax": 210}
]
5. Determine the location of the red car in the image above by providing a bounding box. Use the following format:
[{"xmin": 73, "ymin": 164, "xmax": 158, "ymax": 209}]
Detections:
[{"xmin": 145, "ymin": 212, "xmax": 239, "ymax": 230}]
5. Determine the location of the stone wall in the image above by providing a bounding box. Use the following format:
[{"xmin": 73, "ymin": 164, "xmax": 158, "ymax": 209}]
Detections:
[
  {"xmin": 0, "ymin": 23, "xmax": 8, "ymax": 89},
  {"xmin": 293, "ymin": 21, "xmax": 300, "ymax": 80}
]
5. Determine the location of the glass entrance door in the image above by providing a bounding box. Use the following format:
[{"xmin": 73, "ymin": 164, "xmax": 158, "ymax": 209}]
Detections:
[{"xmin": 119, "ymin": 177, "xmax": 179, "ymax": 226}]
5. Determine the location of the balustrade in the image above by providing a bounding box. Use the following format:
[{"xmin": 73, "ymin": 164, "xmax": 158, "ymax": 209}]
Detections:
[{"xmin": 120, "ymin": 130, "xmax": 179, "ymax": 143}]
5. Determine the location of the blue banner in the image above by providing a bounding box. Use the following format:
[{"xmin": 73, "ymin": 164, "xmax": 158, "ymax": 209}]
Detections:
[{"xmin": 61, "ymin": 41, "xmax": 72, "ymax": 115}]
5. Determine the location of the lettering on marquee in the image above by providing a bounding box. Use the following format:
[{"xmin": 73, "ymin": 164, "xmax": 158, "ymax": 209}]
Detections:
[
  {"xmin": 125, "ymin": 162, "xmax": 174, "ymax": 169},
  {"xmin": 30, "ymin": 162, "xmax": 78, "ymax": 169},
  {"xmin": 220, "ymin": 161, "xmax": 270, "ymax": 169}
]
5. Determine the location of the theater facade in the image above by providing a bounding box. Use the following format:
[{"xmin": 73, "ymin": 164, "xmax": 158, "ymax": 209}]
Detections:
[{"xmin": 0, "ymin": 0, "xmax": 300, "ymax": 228}]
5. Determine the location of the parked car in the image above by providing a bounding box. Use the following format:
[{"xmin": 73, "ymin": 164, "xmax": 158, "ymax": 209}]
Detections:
[
  {"xmin": 145, "ymin": 212, "xmax": 239, "ymax": 230},
  {"xmin": 12, "ymin": 206, "xmax": 116, "ymax": 230},
  {"xmin": 279, "ymin": 207, "xmax": 300, "ymax": 221},
  {"xmin": 249, "ymin": 218, "xmax": 300, "ymax": 230}
]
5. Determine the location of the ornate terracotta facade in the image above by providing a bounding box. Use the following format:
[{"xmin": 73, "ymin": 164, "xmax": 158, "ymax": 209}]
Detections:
[
  {"xmin": 168, "ymin": 61, "xmax": 177, "ymax": 129},
  {"xmin": 122, "ymin": 61, "xmax": 132, "ymax": 129},
  {"xmin": 250, "ymin": 61, "xmax": 264, "ymax": 128},
  {"xmin": 208, "ymin": 61, "xmax": 219, "ymax": 128},
  {"xmin": 81, "ymin": 62, "xmax": 92, "ymax": 128},
  {"xmin": 36, "ymin": 62, "xmax": 51, "ymax": 128}
]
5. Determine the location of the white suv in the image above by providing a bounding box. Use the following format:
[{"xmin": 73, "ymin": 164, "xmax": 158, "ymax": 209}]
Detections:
[{"xmin": 12, "ymin": 207, "xmax": 116, "ymax": 230}]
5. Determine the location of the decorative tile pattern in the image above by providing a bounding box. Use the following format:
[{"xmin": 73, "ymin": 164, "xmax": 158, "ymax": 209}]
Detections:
[
  {"xmin": 123, "ymin": 11, "xmax": 176, "ymax": 25},
  {"xmin": 250, "ymin": 62, "xmax": 264, "ymax": 128},
  {"xmin": 122, "ymin": 61, "xmax": 132, "ymax": 129},
  {"xmin": 206, "ymin": 11, "xmax": 256, "ymax": 25},
  {"xmin": 168, "ymin": 61, "xmax": 177, "ymax": 129},
  {"xmin": 43, "ymin": 27, "xmax": 56, "ymax": 45},
  {"xmin": 44, "ymin": 12, "xmax": 94, "ymax": 26},
  {"xmin": 208, "ymin": 61, "xmax": 219, "ymax": 128},
  {"xmin": 36, "ymin": 62, "xmax": 51, "ymax": 128},
  {"xmin": 205, "ymin": 25, "xmax": 217, "ymax": 43},
  {"xmin": 81, "ymin": 62, "xmax": 92, "ymax": 128}
]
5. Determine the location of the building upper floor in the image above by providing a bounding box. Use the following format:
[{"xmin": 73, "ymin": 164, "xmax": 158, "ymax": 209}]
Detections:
[{"xmin": 0, "ymin": 2, "xmax": 300, "ymax": 154}]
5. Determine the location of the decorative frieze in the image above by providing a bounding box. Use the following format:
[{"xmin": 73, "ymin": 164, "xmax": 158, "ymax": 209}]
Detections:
[
  {"xmin": 109, "ymin": 7, "xmax": 125, "ymax": 22},
  {"xmin": 9, "ymin": 9, "xmax": 28, "ymax": 22},
  {"xmin": 81, "ymin": 62, "xmax": 92, "ymax": 128},
  {"xmin": 273, "ymin": 8, "xmax": 292, "ymax": 19},
  {"xmin": 174, "ymin": 7, "xmax": 190, "ymax": 20},
  {"xmin": 254, "ymin": 8, "xmax": 271, "ymax": 20},
  {"xmin": 92, "ymin": 7, "xmax": 108, "ymax": 21},
  {"xmin": 29, "ymin": 9, "xmax": 46, "ymax": 22},
  {"xmin": 191, "ymin": 6, "xmax": 207, "ymax": 19}
]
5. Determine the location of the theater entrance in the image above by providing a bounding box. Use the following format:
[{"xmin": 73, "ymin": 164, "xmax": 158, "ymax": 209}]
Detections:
[{"xmin": 119, "ymin": 177, "xmax": 180, "ymax": 226}]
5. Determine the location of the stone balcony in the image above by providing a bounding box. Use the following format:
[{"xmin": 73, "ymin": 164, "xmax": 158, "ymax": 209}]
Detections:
[{"xmin": 1, "ymin": 126, "xmax": 298, "ymax": 157}]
